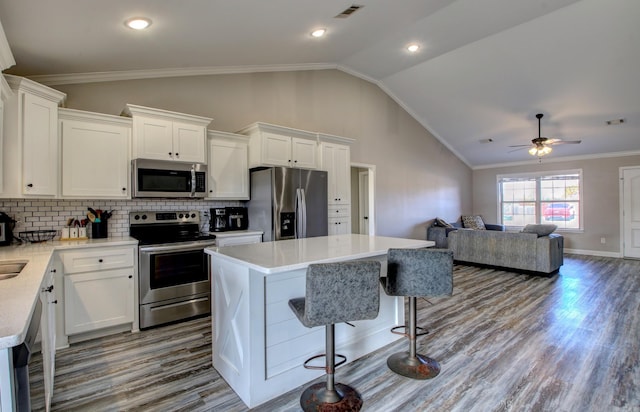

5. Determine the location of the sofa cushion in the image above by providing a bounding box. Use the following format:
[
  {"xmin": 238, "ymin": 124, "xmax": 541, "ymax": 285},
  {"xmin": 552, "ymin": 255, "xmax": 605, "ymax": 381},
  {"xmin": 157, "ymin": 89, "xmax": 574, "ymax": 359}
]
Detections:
[
  {"xmin": 462, "ymin": 215, "xmax": 486, "ymax": 230},
  {"xmin": 434, "ymin": 217, "xmax": 453, "ymax": 228},
  {"xmin": 522, "ymin": 224, "xmax": 557, "ymax": 237}
]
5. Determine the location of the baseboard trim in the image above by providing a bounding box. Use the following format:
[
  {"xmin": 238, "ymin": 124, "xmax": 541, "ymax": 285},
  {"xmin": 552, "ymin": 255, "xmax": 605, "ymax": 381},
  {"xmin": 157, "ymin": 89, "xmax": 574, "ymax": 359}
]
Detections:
[{"xmin": 564, "ymin": 248, "xmax": 622, "ymax": 258}]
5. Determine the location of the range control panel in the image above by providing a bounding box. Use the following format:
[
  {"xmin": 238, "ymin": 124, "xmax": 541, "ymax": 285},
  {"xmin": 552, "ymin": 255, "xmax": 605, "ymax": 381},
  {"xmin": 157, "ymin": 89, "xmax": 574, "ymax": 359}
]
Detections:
[{"xmin": 130, "ymin": 211, "xmax": 200, "ymax": 224}]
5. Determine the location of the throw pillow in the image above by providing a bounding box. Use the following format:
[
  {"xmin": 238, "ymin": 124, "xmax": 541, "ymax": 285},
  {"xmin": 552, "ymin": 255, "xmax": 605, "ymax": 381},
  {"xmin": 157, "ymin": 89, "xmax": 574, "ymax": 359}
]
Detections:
[
  {"xmin": 434, "ymin": 217, "xmax": 453, "ymax": 228},
  {"xmin": 521, "ymin": 224, "xmax": 557, "ymax": 237},
  {"xmin": 461, "ymin": 215, "xmax": 486, "ymax": 230}
]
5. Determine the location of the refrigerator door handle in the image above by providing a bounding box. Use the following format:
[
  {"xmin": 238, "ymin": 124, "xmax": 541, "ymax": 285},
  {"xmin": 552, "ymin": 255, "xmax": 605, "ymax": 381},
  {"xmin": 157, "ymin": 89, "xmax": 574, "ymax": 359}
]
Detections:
[
  {"xmin": 295, "ymin": 188, "xmax": 302, "ymax": 238},
  {"xmin": 300, "ymin": 188, "xmax": 307, "ymax": 238}
]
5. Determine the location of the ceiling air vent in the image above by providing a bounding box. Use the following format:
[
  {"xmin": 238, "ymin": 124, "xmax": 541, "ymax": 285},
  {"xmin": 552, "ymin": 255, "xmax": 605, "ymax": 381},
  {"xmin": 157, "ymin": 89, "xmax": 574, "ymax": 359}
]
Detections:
[{"xmin": 335, "ymin": 5, "xmax": 364, "ymax": 18}]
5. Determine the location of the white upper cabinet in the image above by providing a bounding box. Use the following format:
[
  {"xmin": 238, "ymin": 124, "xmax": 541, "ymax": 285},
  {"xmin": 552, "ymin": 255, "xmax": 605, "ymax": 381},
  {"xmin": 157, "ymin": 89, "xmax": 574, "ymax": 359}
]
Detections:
[
  {"xmin": 1, "ymin": 75, "xmax": 65, "ymax": 198},
  {"xmin": 122, "ymin": 104, "xmax": 212, "ymax": 163},
  {"xmin": 207, "ymin": 130, "xmax": 249, "ymax": 200},
  {"xmin": 59, "ymin": 108, "xmax": 132, "ymax": 199},
  {"xmin": 238, "ymin": 122, "xmax": 318, "ymax": 169},
  {"xmin": 319, "ymin": 134, "xmax": 354, "ymax": 206}
]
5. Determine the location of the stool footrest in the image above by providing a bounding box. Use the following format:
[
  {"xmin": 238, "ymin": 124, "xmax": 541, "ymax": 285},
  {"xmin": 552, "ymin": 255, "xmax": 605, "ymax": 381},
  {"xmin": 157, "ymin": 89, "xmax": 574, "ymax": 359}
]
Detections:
[
  {"xmin": 390, "ymin": 325, "xmax": 429, "ymax": 337},
  {"xmin": 303, "ymin": 353, "xmax": 347, "ymax": 370}
]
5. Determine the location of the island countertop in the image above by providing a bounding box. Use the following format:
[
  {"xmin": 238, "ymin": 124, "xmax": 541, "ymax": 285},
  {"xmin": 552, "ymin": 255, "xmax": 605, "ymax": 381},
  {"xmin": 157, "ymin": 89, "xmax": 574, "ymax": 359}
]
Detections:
[{"xmin": 205, "ymin": 234, "xmax": 434, "ymax": 274}]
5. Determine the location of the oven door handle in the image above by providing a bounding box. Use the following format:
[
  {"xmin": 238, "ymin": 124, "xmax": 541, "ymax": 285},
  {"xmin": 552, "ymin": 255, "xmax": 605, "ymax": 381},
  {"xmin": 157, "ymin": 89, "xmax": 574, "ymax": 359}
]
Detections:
[{"xmin": 139, "ymin": 242, "xmax": 217, "ymax": 253}]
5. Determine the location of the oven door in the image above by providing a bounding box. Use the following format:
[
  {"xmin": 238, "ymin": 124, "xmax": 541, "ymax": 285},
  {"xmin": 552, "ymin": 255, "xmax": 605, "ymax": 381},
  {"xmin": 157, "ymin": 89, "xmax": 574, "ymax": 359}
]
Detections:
[{"xmin": 139, "ymin": 241, "xmax": 214, "ymax": 305}]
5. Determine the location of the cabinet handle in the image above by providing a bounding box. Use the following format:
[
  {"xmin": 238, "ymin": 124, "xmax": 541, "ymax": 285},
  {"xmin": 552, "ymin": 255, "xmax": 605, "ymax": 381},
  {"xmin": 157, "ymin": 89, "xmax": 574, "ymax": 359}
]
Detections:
[
  {"xmin": 175, "ymin": 153, "xmax": 179, "ymax": 157},
  {"xmin": 129, "ymin": 275, "xmax": 133, "ymax": 279},
  {"xmin": 52, "ymin": 300, "xmax": 58, "ymax": 305},
  {"xmin": 27, "ymin": 183, "xmax": 33, "ymax": 188},
  {"xmin": 42, "ymin": 285, "xmax": 54, "ymax": 293},
  {"xmin": 168, "ymin": 152, "xmax": 173, "ymax": 157},
  {"xmin": 98, "ymin": 259, "xmax": 103, "ymax": 263},
  {"xmin": 50, "ymin": 268, "xmax": 56, "ymax": 273},
  {"xmin": 122, "ymin": 187, "xmax": 126, "ymax": 191}
]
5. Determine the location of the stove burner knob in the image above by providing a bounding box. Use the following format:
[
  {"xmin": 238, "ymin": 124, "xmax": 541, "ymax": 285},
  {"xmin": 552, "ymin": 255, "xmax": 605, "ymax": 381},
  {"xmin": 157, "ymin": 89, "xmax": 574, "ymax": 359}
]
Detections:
[
  {"xmin": 191, "ymin": 213, "xmax": 196, "ymax": 218},
  {"xmin": 179, "ymin": 213, "xmax": 184, "ymax": 218},
  {"xmin": 141, "ymin": 214, "xmax": 147, "ymax": 220},
  {"xmin": 134, "ymin": 215, "xmax": 140, "ymax": 220}
]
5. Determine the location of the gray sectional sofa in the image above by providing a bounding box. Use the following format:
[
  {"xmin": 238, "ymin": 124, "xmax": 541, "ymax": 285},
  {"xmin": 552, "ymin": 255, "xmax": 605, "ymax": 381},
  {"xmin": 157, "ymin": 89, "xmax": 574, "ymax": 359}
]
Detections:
[{"xmin": 448, "ymin": 229, "xmax": 564, "ymax": 275}]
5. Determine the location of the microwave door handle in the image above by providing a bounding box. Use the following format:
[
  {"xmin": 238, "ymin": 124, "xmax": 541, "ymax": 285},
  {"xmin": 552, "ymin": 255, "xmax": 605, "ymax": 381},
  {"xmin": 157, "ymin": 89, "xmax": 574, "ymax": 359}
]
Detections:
[{"xmin": 190, "ymin": 166, "xmax": 196, "ymax": 197}]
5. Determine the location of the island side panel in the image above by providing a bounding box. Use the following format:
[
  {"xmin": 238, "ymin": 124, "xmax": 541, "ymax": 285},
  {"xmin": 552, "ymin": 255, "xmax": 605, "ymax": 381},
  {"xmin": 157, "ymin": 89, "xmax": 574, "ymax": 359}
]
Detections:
[{"xmin": 211, "ymin": 255, "xmax": 255, "ymax": 406}]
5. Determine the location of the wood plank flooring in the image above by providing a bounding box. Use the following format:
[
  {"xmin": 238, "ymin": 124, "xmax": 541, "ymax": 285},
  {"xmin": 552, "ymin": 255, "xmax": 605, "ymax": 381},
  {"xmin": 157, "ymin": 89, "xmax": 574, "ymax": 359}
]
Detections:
[{"xmin": 28, "ymin": 254, "xmax": 640, "ymax": 411}]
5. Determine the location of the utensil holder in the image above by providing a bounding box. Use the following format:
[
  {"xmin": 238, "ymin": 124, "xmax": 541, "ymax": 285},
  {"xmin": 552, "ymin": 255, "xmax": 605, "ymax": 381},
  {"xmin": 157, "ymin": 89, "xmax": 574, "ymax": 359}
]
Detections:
[{"xmin": 91, "ymin": 221, "xmax": 108, "ymax": 239}]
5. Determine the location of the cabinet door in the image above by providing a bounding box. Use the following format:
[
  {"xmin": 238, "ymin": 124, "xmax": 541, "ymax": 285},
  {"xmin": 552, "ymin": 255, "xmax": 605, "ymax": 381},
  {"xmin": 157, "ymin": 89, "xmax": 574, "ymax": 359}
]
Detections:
[
  {"xmin": 40, "ymin": 265, "xmax": 57, "ymax": 411},
  {"xmin": 328, "ymin": 217, "xmax": 351, "ymax": 235},
  {"xmin": 207, "ymin": 137, "xmax": 249, "ymax": 199},
  {"xmin": 133, "ymin": 116, "xmax": 173, "ymax": 160},
  {"xmin": 22, "ymin": 93, "xmax": 58, "ymax": 196},
  {"xmin": 262, "ymin": 132, "xmax": 292, "ymax": 166},
  {"xmin": 321, "ymin": 144, "xmax": 337, "ymax": 201},
  {"xmin": 291, "ymin": 137, "xmax": 317, "ymax": 169},
  {"xmin": 64, "ymin": 268, "xmax": 134, "ymax": 335},
  {"xmin": 333, "ymin": 144, "xmax": 350, "ymax": 205},
  {"xmin": 173, "ymin": 121, "xmax": 206, "ymax": 163},
  {"xmin": 61, "ymin": 119, "xmax": 130, "ymax": 198}
]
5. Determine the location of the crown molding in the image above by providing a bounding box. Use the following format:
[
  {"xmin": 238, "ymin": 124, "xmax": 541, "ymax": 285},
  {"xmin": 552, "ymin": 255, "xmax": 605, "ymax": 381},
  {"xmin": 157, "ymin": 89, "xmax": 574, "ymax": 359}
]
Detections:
[
  {"xmin": 472, "ymin": 150, "xmax": 640, "ymax": 170},
  {"xmin": 4, "ymin": 74, "xmax": 66, "ymax": 103},
  {"xmin": 0, "ymin": 19, "xmax": 16, "ymax": 71},
  {"xmin": 26, "ymin": 63, "xmax": 338, "ymax": 86}
]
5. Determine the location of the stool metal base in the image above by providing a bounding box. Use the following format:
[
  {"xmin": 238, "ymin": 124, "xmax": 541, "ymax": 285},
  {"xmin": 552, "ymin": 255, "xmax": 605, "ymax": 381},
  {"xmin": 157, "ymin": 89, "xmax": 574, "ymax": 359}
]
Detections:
[
  {"xmin": 387, "ymin": 352, "xmax": 441, "ymax": 380},
  {"xmin": 300, "ymin": 383, "xmax": 363, "ymax": 412}
]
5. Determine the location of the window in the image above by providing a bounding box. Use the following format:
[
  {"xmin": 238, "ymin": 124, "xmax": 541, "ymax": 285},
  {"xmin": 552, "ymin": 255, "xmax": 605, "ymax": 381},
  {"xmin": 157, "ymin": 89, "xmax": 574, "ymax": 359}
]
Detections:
[{"xmin": 498, "ymin": 170, "xmax": 581, "ymax": 230}]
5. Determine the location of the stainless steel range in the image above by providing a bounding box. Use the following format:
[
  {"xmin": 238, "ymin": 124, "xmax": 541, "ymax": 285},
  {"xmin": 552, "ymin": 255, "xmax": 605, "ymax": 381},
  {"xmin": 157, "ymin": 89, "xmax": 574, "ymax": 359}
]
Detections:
[{"xmin": 129, "ymin": 211, "xmax": 216, "ymax": 329}]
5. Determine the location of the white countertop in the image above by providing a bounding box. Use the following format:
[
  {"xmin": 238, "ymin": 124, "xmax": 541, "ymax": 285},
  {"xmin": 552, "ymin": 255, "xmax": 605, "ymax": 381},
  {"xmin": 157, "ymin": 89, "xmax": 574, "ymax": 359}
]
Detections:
[
  {"xmin": 0, "ymin": 237, "xmax": 138, "ymax": 349},
  {"xmin": 205, "ymin": 234, "xmax": 434, "ymax": 274}
]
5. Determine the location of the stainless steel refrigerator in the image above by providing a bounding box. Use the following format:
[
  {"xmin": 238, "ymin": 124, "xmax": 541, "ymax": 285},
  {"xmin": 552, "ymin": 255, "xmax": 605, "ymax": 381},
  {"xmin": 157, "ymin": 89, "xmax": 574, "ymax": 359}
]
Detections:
[{"xmin": 248, "ymin": 167, "xmax": 328, "ymax": 242}]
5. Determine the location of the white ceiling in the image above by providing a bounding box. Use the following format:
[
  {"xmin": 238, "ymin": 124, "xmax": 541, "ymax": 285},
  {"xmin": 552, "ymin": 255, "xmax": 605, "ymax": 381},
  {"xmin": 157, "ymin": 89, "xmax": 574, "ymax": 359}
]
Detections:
[{"xmin": 0, "ymin": 0, "xmax": 638, "ymax": 168}]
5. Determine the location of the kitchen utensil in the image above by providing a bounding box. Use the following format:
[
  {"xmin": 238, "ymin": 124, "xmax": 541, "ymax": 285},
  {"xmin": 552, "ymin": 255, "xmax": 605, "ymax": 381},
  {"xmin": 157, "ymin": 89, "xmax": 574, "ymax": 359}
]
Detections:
[{"xmin": 87, "ymin": 211, "xmax": 96, "ymax": 223}]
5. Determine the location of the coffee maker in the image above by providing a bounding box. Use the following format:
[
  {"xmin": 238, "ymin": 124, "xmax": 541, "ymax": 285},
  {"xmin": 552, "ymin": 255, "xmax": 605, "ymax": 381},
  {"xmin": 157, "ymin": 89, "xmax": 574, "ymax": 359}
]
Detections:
[
  {"xmin": 0, "ymin": 212, "xmax": 15, "ymax": 246},
  {"xmin": 210, "ymin": 208, "xmax": 227, "ymax": 232}
]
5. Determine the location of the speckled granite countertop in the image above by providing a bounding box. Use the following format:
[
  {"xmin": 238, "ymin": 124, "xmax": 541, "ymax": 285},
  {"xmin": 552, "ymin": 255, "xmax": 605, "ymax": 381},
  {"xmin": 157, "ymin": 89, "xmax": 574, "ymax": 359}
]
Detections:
[{"xmin": 0, "ymin": 237, "xmax": 138, "ymax": 349}]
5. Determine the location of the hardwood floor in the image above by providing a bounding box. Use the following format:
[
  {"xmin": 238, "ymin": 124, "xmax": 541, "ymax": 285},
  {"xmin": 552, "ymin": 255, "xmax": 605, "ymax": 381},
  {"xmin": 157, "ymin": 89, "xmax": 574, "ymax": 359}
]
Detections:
[{"xmin": 29, "ymin": 254, "xmax": 640, "ymax": 411}]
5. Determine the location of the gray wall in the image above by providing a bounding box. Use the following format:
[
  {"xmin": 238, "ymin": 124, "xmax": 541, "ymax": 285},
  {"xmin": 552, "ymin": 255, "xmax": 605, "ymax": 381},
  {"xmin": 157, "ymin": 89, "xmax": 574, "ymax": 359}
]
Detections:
[
  {"xmin": 473, "ymin": 155, "xmax": 640, "ymax": 254},
  {"xmin": 55, "ymin": 69, "xmax": 472, "ymax": 240}
]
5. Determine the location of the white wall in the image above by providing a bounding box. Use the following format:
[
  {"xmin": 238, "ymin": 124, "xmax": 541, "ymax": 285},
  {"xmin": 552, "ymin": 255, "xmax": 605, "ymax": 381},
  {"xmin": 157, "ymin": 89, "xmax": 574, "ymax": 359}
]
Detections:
[
  {"xmin": 473, "ymin": 154, "xmax": 640, "ymax": 254},
  {"xmin": 54, "ymin": 69, "xmax": 472, "ymax": 239}
]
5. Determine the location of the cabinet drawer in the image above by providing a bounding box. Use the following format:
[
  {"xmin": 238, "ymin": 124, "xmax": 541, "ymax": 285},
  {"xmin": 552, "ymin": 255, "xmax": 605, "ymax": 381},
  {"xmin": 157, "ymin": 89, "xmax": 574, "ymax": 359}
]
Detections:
[
  {"xmin": 328, "ymin": 206, "xmax": 350, "ymax": 218},
  {"xmin": 61, "ymin": 247, "xmax": 135, "ymax": 273}
]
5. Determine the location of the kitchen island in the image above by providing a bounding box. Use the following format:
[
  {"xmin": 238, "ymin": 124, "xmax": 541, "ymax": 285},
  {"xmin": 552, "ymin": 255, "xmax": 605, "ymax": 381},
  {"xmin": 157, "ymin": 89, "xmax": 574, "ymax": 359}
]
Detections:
[{"xmin": 205, "ymin": 234, "xmax": 434, "ymax": 408}]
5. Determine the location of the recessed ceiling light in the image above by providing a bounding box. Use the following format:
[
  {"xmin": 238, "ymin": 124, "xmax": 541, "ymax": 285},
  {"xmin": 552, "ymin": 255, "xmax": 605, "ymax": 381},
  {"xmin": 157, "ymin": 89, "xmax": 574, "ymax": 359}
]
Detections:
[
  {"xmin": 311, "ymin": 28, "xmax": 326, "ymax": 38},
  {"xmin": 407, "ymin": 44, "xmax": 420, "ymax": 53},
  {"xmin": 125, "ymin": 17, "xmax": 152, "ymax": 30}
]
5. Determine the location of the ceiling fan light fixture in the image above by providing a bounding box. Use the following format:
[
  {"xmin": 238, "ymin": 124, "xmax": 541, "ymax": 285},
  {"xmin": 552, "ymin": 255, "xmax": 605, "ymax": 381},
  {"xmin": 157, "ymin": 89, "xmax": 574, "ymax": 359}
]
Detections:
[
  {"xmin": 311, "ymin": 28, "xmax": 326, "ymax": 38},
  {"xmin": 125, "ymin": 17, "xmax": 152, "ymax": 30},
  {"xmin": 529, "ymin": 145, "xmax": 552, "ymax": 157}
]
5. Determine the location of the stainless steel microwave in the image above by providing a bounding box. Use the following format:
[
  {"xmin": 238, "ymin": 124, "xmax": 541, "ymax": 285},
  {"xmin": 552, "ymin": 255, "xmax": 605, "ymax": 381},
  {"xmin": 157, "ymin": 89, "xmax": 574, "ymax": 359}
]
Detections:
[{"xmin": 132, "ymin": 159, "xmax": 207, "ymax": 198}]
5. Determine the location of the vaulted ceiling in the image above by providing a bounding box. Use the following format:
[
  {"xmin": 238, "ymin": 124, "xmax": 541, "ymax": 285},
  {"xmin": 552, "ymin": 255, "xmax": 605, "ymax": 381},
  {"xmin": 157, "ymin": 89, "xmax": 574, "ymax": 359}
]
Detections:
[{"xmin": 0, "ymin": 0, "xmax": 638, "ymax": 168}]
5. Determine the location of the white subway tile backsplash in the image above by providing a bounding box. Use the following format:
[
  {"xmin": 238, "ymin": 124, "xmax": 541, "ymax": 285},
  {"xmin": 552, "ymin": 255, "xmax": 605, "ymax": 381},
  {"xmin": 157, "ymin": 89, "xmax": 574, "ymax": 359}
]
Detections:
[{"xmin": 0, "ymin": 198, "xmax": 242, "ymax": 240}]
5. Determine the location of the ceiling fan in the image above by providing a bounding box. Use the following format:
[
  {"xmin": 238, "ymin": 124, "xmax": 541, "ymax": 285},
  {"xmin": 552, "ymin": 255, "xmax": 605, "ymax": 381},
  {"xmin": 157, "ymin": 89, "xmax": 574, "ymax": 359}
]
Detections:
[{"xmin": 510, "ymin": 113, "xmax": 581, "ymax": 157}]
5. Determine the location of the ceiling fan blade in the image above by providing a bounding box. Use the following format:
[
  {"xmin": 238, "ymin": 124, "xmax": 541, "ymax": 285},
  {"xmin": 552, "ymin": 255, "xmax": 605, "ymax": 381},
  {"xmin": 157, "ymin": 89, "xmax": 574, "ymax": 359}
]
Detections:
[
  {"xmin": 508, "ymin": 147, "xmax": 529, "ymax": 153},
  {"xmin": 549, "ymin": 139, "xmax": 582, "ymax": 145},
  {"xmin": 508, "ymin": 144, "xmax": 533, "ymax": 148}
]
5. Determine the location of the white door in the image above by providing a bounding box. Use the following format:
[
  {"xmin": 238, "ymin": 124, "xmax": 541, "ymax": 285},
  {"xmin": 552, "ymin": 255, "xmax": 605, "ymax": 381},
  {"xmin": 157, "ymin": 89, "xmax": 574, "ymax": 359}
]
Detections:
[
  {"xmin": 359, "ymin": 171, "xmax": 369, "ymax": 235},
  {"xmin": 622, "ymin": 167, "xmax": 640, "ymax": 258},
  {"xmin": 134, "ymin": 116, "xmax": 173, "ymax": 160}
]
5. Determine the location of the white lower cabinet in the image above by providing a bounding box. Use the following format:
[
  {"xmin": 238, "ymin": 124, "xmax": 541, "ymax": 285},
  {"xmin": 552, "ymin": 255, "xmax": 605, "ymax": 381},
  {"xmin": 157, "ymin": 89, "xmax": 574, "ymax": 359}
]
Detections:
[
  {"xmin": 215, "ymin": 233, "xmax": 263, "ymax": 247},
  {"xmin": 40, "ymin": 258, "xmax": 59, "ymax": 412},
  {"xmin": 64, "ymin": 268, "xmax": 134, "ymax": 335},
  {"xmin": 59, "ymin": 246, "xmax": 136, "ymax": 336}
]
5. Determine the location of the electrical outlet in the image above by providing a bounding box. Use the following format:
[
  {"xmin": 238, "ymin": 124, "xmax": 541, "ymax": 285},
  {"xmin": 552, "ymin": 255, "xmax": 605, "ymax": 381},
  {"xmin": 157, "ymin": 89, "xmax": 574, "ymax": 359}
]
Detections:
[{"xmin": 600, "ymin": 237, "xmax": 606, "ymax": 244}]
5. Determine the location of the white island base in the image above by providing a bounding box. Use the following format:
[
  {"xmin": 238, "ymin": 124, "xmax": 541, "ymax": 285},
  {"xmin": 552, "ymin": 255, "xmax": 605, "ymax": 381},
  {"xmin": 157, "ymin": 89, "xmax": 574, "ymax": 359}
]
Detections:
[{"xmin": 206, "ymin": 234, "xmax": 434, "ymax": 408}]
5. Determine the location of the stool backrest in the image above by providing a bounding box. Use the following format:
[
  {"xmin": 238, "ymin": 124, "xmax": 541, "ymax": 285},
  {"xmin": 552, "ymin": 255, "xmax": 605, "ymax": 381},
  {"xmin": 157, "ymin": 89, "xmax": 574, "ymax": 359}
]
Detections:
[
  {"xmin": 384, "ymin": 248, "xmax": 453, "ymax": 297},
  {"xmin": 303, "ymin": 260, "xmax": 381, "ymax": 327}
]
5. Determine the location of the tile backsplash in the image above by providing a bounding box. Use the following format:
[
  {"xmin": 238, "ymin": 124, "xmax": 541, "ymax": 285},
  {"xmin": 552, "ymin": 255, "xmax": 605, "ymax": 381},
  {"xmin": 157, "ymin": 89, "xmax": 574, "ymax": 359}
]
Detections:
[{"xmin": 0, "ymin": 198, "xmax": 242, "ymax": 240}]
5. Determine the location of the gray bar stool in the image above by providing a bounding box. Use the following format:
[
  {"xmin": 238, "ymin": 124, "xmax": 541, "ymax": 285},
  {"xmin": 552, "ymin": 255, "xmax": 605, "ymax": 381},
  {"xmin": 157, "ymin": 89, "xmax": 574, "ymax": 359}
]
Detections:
[
  {"xmin": 289, "ymin": 260, "xmax": 381, "ymax": 412},
  {"xmin": 380, "ymin": 248, "xmax": 453, "ymax": 380}
]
